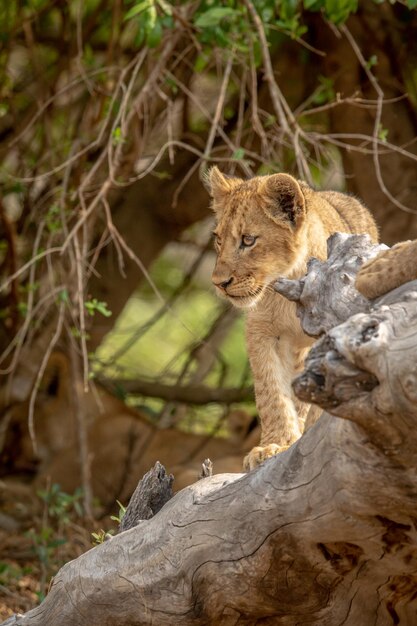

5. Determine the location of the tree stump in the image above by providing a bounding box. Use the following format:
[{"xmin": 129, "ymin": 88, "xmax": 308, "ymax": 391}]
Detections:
[{"xmin": 118, "ymin": 461, "xmax": 174, "ymax": 532}]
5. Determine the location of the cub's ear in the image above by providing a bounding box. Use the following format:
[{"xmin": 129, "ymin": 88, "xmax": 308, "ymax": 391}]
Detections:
[
  {"xmin": 203, "ymin": 166, "xmax": 240, "ymax": 206},
  {"xmin": 260, "ymin": 173, "xmax": 305, "ymax": 227}
]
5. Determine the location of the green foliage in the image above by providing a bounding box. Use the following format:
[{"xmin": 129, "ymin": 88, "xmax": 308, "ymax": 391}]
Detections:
[
  {"xmin": 26, "ymin": 485, "xmax": 85, "ymax": 600},
  {"xmin": 0, "ymin": 561, "xmax": 33, "ymax": 587},
  {"xmin": 366, "ymin": 54, "xmax": 378, "ymax": 69},
  {"xmin": 191, "ymin": 0, "xmax": 364, "ymax": 50},
  {"xmin": 37, "ymin": 484, "xmax": 84, "ymax": 523},
  {"xmin": 110, "ymin": 500, "xmax": 127, "ymax": 524},
  {"xmin": 124, "ymin": 0, "xmax": 155, "ymax": 21},
  {"xmin": 378, "ymin": 124, "xmax": 389, "ymax": 142},
  {"xmin": 91, "ymin": 529, "xmax": 114, "ymax": 544},
  {"xmin": 124, "ymin": 0, "xmax": 173, "ymax": 47},
  {"xmin": 232, "ymin": 147, "xmax": 246, "ymax": 160},
  {"xmin": 85, "ymin": 298, "xmax": 112, "ymax": 317},
  {"xmin": 195, "ymin": 7, "xmax": 240, "ymax": 28},
  {"xmin": 26, "ymin": 526, "xmax": 66, "ymax": 582},
  {"xmin": 312, "ymin": 75, "xmax": 335, "ymax": 105},
  {"xmin": 58, "ymin": 288, "xmax": 69, "ymax": 304},
  {"xmin": 17, "ymin": 301, "xmax": 28, "ymax": 318},
  {"xmin": 45, "ymin": 205, "xmax": 62, "ymax": 233},
  {"xmin": 92, "ymin": 500, "xmax": 125, "ymax": 545},
  {"xmin": 112, "ymin": 127, "xmax": 126, "ymax": 146},
  {"xmin": 323, "ymin": 0, "xmax": 358, "ymax": 24}
]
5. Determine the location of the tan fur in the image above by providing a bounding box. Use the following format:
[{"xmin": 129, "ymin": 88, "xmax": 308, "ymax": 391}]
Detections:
[
  {"xmin": 356, "ymin": 239, "xmax": 417, "ymax": 299},
  {"xmin": 208, "ymin": 167, "xmax": 378, "ymax": 470},
  {"xmin": 2, "ymin": 354, "xmax": 259, "ymax": 505}
]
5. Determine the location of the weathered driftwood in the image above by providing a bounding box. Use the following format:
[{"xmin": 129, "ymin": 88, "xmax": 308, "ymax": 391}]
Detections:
[
  {"xmin": 5, "ymin": 234, "xmax": 417, "ymax": 626},
  {"xmin": 198, "ymin": 457, "xmax": 213, "ymax": 479},
  {"xmin": 119, "ymin": 461, "xmax": 174, "ymax": 532},
  {"xmin": 275, "ymin": 232, "xmax": 387, "ymax": 336}
]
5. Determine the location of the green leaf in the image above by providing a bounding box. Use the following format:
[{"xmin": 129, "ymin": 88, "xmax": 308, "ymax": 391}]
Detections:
[
  {"xmin": 18, "ymin": 302, "xmax": 28, "ymax": 317},
  {"xmin": 279, "ymin": 0, "xmax": 299, "ymax": 20},
  {"xmin": 161, "ymin": 14, "xmax": 174, "ymax": 28},
  {"xmin": 85, "ymin": 299, "xmax": 112, "ymax": 317},
  {"xmin": 147, "ymin": 19, "xmax": 162, "ymax": 47},
  {"xmin": 124, "ymin": 0, "xmax": 152, "ymax": 21},
  {"xmin": 134, "ymin": 27, "xmax": 146, "ymax": 47},
  {"xmin": 110, "ymin": 500, "xmax": 126, "ymax": 523},
  {"xmin": 232, "ymin": 148, "xmax": 245, "ymax": 161},
  {"xmin": 46, "ymin": 204, "xmax": 62, "ymax": 233},
  {"xmin": 116, "ymin": 500, "xmax": 127, "ymax": 515},
  {"xmin": 58, "ymin": 289, "xmax": 69, "ymax": 304},
  {"xmin": 165, "ymin": 76, "xmax": 178, "ymax": 94},
  {"xmin": 276, "ymin": 11, "xmax": 306, "ymax": 38},
  {"xmin": 211, "ymin": 25, "xmax": 230, "ymax": 47},
  {"xmin": 312, "ymin": 75, "xmax": 335, "ymax": 105},
  {"xmin": 366, "ymin": 54, "xmax": 378, "ymax": 69},
  {"xmin": 261, "ymin": 6, "xmax": 274, "ymax": 22},
  {"xmin": 151, "ymin": 170, "xmax": 172, "ymax": 180},
  {"xmin": 147, "ymin": 4, "xmax": 157, "ymax": 30},
  {"xmin": 406, "ymin": 0, "xmax": 417, "ymax": 8},
  {"xmin": 324, "ymin": 0, "xmax": 357, "ymax": 24},
  {"xmin": 96, "ymin": 303, "xmax": 112, "ymax": 317},
  {"xmin": 112, "ymin": 127, "xmax": 126, "ymax": 145},
  {"xmin": 378, "ymin": 124, "xmax": 388, "ymax": 142},
  {"xmin": 303, "ymin": 0, "xmax": 323, "ymax": 9},
  {"xmin": 194, "ymin": 53, "xmax": 210, "ymax": 73},
  {"xmin": 195, "ymin": 7, "xmax": 238, "ymax": 28},
  {"xmin": 156, "ymin": 0, "xmax": 172, "ymax": 15}
]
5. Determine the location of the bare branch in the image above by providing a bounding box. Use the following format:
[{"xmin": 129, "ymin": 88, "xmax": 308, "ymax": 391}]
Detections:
[
  {"xmin": 340, "ymin": 24, "xmax": 417, "ymax": 216},
  {"xmin": 100, "ymin": 377, "xmax": 253, "ymax": 405}
]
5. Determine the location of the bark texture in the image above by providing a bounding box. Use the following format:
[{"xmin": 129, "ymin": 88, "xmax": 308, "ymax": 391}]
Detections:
[
  {"xmin": 275, "ymin": 232, "xmax": 387, "ymax": 336},
  {"xmin": 118, "ymin": 461, "xmax": 174, "ymax": 532},
  {"xmin": 5, "ymin": 234, "xmax": 417, "ymax": 626}
]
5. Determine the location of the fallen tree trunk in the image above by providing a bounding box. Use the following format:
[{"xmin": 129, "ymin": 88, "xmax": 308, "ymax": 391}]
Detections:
[{"xmin": 5, "ymin": 234, "xmax": 417, "ymax": 626}]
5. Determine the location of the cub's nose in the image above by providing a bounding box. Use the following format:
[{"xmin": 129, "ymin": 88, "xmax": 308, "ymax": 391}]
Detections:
[{"xmin": 213, "ymin": 276, "xmax": 234, "ymax": 290}]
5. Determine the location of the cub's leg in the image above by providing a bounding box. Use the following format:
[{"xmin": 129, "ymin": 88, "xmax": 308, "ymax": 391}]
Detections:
[
  {"xmin": 355, "ymin": 239, "xmax": 417, "ymax": 299},
  {"xmin": 244, "ymin": 333, "xmax": 307, "ymax": 471}
]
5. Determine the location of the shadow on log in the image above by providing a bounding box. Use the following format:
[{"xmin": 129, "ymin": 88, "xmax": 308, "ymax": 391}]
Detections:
[{"xmin": 4, "ymin": 234, "xmax": 417, "ymax": 626}]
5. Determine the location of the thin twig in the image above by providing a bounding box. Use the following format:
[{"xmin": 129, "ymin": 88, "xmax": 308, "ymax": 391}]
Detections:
[
  {"xmin": 73, "ymin": 232, "xmax": 89, "ymax": 389},
  {"xmin": 202, "ymin": 53, "xmax": 234, "ymax": 160},
  {"xmin": 27, "ymin": 302, "xmax": 65, "ymax": 453},
  {"xmin": 242, "ymin": 0, "xmax": 312, "ymax": 182},
  {"xmin": 69, "ymin": 337, "xmax": 94, "ymax": 519},
  {"xmin": 340, "ymin": 24, "xmax": 417, "ymax": 215}
]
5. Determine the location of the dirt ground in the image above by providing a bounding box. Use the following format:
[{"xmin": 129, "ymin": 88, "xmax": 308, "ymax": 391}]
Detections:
[{"xmin": 0, "ymin": 478, "xmax": 116, "ymax": 620}]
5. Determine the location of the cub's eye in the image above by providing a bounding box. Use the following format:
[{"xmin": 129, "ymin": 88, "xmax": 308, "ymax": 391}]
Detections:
[{"xmin": 241, "ymin": 234, "xmax": 257, "ymax": 248}]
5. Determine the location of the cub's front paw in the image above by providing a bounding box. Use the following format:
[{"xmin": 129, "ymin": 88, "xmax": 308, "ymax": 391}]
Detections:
[{"xmin": 243, "ymin": 444, "xmax": 289, "ymax": 471}]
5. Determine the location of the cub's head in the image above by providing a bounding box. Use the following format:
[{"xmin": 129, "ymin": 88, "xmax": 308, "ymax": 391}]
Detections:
[{"xmin": 206, "ymin": 167, "xmax": 307, "ymax": 309}]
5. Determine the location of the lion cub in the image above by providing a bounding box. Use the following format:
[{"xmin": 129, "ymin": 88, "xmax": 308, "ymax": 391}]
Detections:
[{"xmin": 207, "ymin": 167, "xmax": 378, "ymax": 470}]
